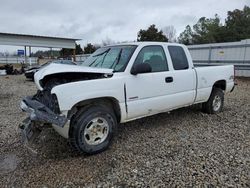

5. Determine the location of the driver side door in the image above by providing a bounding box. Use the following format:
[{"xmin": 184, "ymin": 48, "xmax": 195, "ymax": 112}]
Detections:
[{"xmin": 125, "ymin": 45, "xmax": 171, "ymax": 119}]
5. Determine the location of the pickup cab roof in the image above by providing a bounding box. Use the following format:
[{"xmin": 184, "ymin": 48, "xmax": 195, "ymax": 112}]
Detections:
[{"xmin": 106, "ymin": 41, "xmax": 185, "ymax": 47}]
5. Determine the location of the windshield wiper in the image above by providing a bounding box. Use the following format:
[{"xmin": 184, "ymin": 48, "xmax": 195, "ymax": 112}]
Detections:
[
  {"xmin": 111, "ymin": 49, "xmax": 123, "ymax": 70},
  {"xmin": 99, "ymin": 50, "xmax": 110, "ymax": 67},
  {"xmin": 93, "ymin": 48, "xmax": 110, "ymax": 57},
  {"xmin": 89, "ymin": 58, "xmax": 98, "ymax": 67},
  {"xmin": 89, "ymin": 48, "xmax": 111, "ymax": 67}
]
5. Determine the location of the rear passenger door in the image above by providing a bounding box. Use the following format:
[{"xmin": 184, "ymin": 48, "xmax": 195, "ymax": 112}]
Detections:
[{"xmin": 166, "ymin": 45, "xmax": 196, "ymax": 108}]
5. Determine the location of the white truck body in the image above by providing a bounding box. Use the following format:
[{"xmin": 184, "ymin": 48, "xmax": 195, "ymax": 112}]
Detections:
[{"xmin": 22, "ymin": 42, "xmax": 235, "ymax": 145}]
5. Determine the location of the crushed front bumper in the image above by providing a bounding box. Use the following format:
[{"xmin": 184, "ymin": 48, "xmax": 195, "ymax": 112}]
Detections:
[
  {"xmin": 19, "ymin": 117, "xmax": 42, "ymax": 143},
  {"xmin": 20, "ymin": 96, "xmax": 67, "ymax": 127},
  {"xmin": 20, "ymin": 96, "xmax": 67, "ymax": 143}
]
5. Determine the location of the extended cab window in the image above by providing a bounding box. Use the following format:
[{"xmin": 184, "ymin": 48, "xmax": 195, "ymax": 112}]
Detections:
[
  {"xmin": 134, "ymin": 46, "xmax": 168, "ymax": 72},
  {"xmin": 168, "ymin": 46, "xmax": 189, "ymax": 70}
]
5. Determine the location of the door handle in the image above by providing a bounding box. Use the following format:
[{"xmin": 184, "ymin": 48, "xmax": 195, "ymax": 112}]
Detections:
[{"xmin": 165, "ymin": 77, "xmax": 173, "ymax": 83}]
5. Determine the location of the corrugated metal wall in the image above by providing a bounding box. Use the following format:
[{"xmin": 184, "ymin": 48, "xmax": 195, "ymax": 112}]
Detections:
[{"xmin": 188, "ymin": 39, "xmax": 250, "ymax": 77}]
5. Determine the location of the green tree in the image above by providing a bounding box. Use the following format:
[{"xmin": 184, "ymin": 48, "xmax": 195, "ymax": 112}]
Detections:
[
  {"xmin": 178, "ymin": 6, "xmax": 250, "ymax": 44},
  {"xmin": 75, "ymin": 44, "xmax": 83, "ymax": 54},
  {"xmin": 60, "ymin": 43, "xmax": 83, "ymax": 57},
  {"xmin": 83, "ymin": 43, "xmax": 97, "ymax": 54},
  {"xmin": 137, "ymin": 24, "xmax": 168, "ymax": 42},
  {"xmin": 59, "ymin": 48, "xmax": 73, "ymax": 58},
  {"xmin": 178, "ymin": 25, "xmax": 193, "ymax": 45},
  {"xmin": 192, "ymin": 15, "xmax": 222, "ymax": 44},
  {"xmin": 224, "ymin": 6, "xmax": 250, "ymax": 42}
]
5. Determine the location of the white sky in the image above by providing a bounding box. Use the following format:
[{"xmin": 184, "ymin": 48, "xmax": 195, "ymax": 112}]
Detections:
[{"xmin": 0, "ymin": 0, "xmax": 249, "ymax": 53}]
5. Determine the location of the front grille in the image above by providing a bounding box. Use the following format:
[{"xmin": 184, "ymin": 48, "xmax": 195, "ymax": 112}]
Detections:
[{"xmin": 33, "ymin": 90, "xmax": 60, "ymax": 114}]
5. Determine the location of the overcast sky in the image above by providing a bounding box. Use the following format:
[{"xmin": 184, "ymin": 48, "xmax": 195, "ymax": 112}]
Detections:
[{"xmin": 0, "ymin": 0, "xmax": 249, "ymax": 53}]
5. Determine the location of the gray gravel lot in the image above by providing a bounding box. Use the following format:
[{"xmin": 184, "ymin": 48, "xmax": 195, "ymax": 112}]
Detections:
[{"xmin": 0, "ymin": 75, "xmax": 249, "ymax": 187}]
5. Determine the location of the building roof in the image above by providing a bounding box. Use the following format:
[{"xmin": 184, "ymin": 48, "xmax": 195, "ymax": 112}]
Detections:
[
  {"xmin": 0, "ymin": 32, "xmax": 81, "ymax": 41},
  {"xmin": 0, "ymin": 32, "xmax": 81, "ymax": 49}
]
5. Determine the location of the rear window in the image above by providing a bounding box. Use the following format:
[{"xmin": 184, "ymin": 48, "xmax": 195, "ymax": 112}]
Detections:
[{"xmin": 168, "ymin": 46, "xmax": 189, "ymax": 70}]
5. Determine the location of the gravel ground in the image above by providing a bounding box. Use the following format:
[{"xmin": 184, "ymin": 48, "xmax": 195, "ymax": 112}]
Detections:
[{"xmin": 0, "ymin": 75, "xmax": 249, "ymax": 187}]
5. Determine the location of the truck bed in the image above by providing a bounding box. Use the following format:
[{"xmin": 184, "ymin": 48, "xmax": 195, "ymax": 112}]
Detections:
[{"xmin": 194, "ymin": 64, "xmax": 234, "ymax": 103}]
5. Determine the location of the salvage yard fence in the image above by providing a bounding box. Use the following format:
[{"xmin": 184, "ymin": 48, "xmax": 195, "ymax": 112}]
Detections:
[
  {"xmin": 0, "ymin": 56, "xmax": 38, "ymax": 65},
  {"xmin": 0, "ymin": 54, "xmax": 90, "ymax": 66},
  {"xmin": 75, "ymin": 54, "xmax": 91, "ymax": 62},
  {"xmin": 188, "ymin": 39, "xmax": 250, "ymax": 77}
]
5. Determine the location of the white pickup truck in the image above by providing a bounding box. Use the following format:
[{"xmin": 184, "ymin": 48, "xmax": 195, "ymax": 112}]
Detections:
[{"xmin": 20, "ymin": 42, "xmax": 235, "ymax": 154}]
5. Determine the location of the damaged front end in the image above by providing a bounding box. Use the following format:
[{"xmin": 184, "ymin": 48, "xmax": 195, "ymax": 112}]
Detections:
[
  {"xmin": 20, "ymin": 63, "xmax": 114, "ymax": 145},
  {"xmin": 21, "ymin": 96, "xmax": 67, "ymax": 127},
  {"xmin": 20, "ymin": 93, "xmax": 67, "ymax": 144}
]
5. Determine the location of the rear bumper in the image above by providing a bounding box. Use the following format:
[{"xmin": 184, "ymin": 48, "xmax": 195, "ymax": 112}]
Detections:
[{"xmin": 20, "ymin": 96, "xmax": 67, "ymax": 127}]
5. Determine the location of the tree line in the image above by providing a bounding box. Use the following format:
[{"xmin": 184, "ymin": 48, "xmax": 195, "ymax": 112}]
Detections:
[
  {"xmin": 138, "ymin": 5, "xmax": 250, "ymax": 45},
  {"xmin": 34, "ymin": 5, "xmax": 249, "ymax": 57},
  {"xmin": 178, "ymin": 6, "xmax": 250, "ymax": 45}
]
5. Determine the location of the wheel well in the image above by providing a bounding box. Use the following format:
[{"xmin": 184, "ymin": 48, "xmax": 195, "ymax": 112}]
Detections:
[
  {"xmin": 213, "ymin": 80, "xmax": 226, "ymax": 91},
  {"xmin": 68, "ymin": 97, "xmax": 121, "ymax": 123}
]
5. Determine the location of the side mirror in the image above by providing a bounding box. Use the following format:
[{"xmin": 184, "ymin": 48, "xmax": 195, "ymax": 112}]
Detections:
[{"xmin": 131, "ymin": 63, "xmax": 152, "ymax": 75}]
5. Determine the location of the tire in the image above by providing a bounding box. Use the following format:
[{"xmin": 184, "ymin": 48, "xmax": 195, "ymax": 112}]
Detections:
[
  {"xmin": 69, "ymin": 105, "xmax": 117, "ymax": 154},
  {"xmin": 202, "ymin": 88, "xmax": 224, "ymax": 114}
]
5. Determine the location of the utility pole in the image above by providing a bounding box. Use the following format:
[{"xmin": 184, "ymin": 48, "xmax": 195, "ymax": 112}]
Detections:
[
  {"xmin": 73, "ymin": 49, "xmax": 76, "ymax": 62},
  {"xmin": 24, "ymin": 46, "xmax": 27, "ymax": 64}
]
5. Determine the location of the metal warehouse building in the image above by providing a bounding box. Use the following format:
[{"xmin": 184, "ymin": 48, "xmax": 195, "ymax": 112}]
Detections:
[{"xmin": 188, "ymin": 39, "xmax": 250, "ymax": 77}]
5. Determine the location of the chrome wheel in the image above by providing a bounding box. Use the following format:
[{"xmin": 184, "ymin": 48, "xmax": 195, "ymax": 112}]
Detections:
[
  {"xmin": 83, "ymin": 117, "xmax": 109, "ymax": 145},
  {"xmin": 212, "ymin": 95, "xmax": 221, "ymax": 111}
]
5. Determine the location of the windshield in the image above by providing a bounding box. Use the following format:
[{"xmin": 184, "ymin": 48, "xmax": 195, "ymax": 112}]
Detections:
[{"xmin": 81, "ymin": 45, "xmax": 137, "ymax": 72}]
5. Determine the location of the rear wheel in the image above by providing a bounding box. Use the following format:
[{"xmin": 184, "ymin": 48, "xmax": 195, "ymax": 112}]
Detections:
[
  {"xmin": 69, "ymin": 105, "xmax": 117, "ymax": 154},
  {"xmin": 202, "ymin": 88, "xmax": 224, "ymax": 114}
]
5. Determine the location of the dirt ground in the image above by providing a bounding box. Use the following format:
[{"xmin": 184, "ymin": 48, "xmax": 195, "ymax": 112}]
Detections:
[{"xmin": 0, "ymin": 75, "xmax": 249, "ymax": 187}]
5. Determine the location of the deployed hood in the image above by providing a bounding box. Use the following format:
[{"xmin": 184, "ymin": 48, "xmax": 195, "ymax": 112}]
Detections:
[{"xmin": 34, "ymin": 63, "xmax": 113, "ymax": 90}]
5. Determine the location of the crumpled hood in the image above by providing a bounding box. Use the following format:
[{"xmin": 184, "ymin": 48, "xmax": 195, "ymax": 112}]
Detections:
[{"xmin": 34, "ymin": 63, "xmax": 113, "ymax": 90}]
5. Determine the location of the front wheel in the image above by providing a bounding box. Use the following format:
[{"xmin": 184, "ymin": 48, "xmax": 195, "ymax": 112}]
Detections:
[
  {"xmin": 202, "ymin": 88, "xmax": 224, "ymax": 114},
  {"xmin": 69, "ymin": 105, "xmax": 117, "ymax": 154}
]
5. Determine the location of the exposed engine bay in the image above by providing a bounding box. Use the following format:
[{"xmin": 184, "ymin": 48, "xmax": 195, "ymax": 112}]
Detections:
[{"xmin": 34, "ymin": 72, "xmax": 112, "ymax": 114}]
